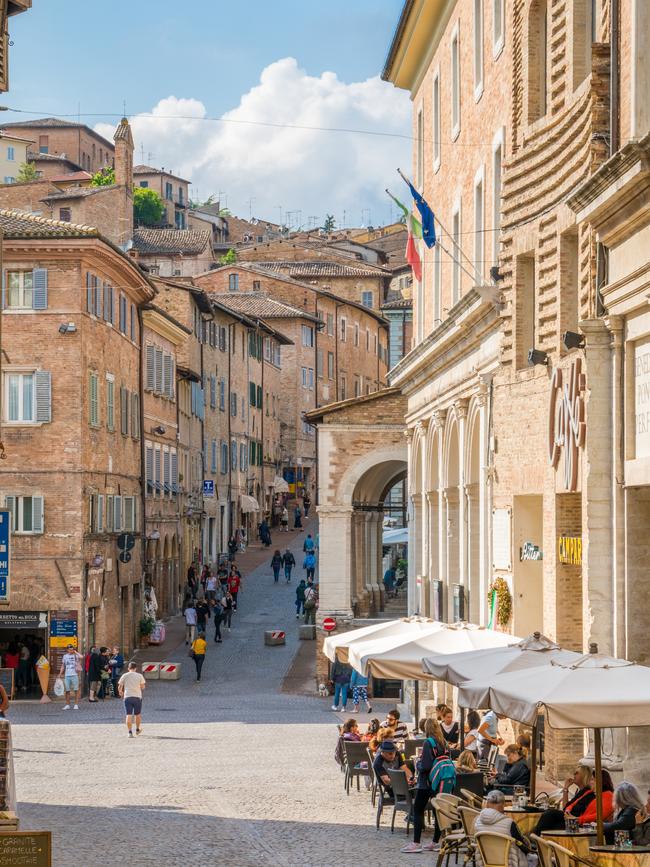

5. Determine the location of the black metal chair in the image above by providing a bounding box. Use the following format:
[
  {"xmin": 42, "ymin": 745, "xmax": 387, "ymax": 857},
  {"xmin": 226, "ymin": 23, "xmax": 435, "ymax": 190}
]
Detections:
[
  {"xmin": 455, "ymin": 771, "xmax": 485, "ymax": 799},
  {"xmin": 343, "ymin": 740, "xmax": 371, "ymax": 795},
  {"xmin": 367, "ymin": 746, "xmax": 378, "ymax": 806},
  {"xmin": 387, "ymin": 769, "xmax": 414, "ymax": 834},
  {"xmin": 403, "ymin": 739, "xmax": 423, "ymax": 760},
  {"xmin": 373, "ymin": 765, "xmax": 396, "ymax": 830}
]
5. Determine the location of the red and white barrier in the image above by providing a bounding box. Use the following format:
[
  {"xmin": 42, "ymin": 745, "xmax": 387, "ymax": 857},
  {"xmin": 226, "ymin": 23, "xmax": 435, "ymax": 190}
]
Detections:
[
  {"xmin": 264, "ymin": 630, "xmax": 286, "ymax": 646},
  {"xmin": 141, "ymin": 662, "xmax": 160, "ymax": 679},
  {"xmin": 159, "ymin": 663, "xmax": 181, "ymax": 680}
]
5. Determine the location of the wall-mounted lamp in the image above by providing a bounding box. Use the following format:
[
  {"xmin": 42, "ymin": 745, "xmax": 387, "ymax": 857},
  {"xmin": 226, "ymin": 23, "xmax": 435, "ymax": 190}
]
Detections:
[
  {"xmin": 528, "ymin": 348, "xmax": 549, "ymax": 366},
  {"xmin": 562, "ymin": 330, "xmax": 585, "ymax": 350},
  {"xmin": 490, "ymin": 266, "xmax": 505, "ymax": 283},
  {"xmin": 58, "ymin": 322, "xmax": 77, "ymax": 334},
  {"xmin": 91, "ymin": 554, "xmax": 104, "ymax": 568},
  {"xmin": 152, "ymin": 425, "xmax": 166, "ymax": 435}
]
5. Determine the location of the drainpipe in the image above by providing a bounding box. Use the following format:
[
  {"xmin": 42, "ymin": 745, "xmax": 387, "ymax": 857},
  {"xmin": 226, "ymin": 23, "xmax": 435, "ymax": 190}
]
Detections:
[
  {"xmin": 260, "ymin": 324, "xmax": 265, "ymax": 514},
  {"xmin": 227, "ymin": 321, "xmax": 233, "ymax": 554},
  {"xmin": 610, "ymin": 0, "xmax": 620, "ymax": 155},
  {"xmin": 137, "ymin": 305, "xmax": 147, "ymax": 629}
]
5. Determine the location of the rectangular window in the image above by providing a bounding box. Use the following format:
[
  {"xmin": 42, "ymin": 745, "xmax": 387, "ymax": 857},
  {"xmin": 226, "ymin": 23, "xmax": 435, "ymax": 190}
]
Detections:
[
  {"xmin": 366, "ymin": 329, "xmax": 370, "ymax": 351},
  {"xmin": 120, "ymin": 385, "xmax": 129, "ymax": 435},
  {"xmin": 210, "ymin": 375, "xmax": 216, "ymax": 409},
  {"xmin": 256, "ymin": 385, "xmax": 263, "ymax": 408},
  {"xmin": 516, "ymin": 253, "xmax": 536, "ymax": 369},
  {"xmin": 94, "ymin": 275, "xmax": 103, "ymax": 319},
  {"xmin": 6, "ymin": 370, "xmax": 50, "ymax": 423},
  {"xmin": 474, "ymin": 0, "xmax": 484, "ymax": 98},
  {"xmin": 493, "ymin": 0, "xmax": 504, "ymax": 54},
  {"xmin": 165, "ymin": 181, "xmax": 173, "ymax": 200},
  {"xmin": 59, "ymin": 207, "xmax": 71, "ymax": 222},
  {"xmin": 327, "ymin": 313, "xmax": 334, "ymax": 336},
  {"xmin": 7, "ymin": 271, "xmax": 33, "ymax": 309},
  {"xmin": 354, "ymin": 324, "xmax": 359, "ymax": 346},
  {"xmin": 492, "ymin": 131, "xmax": 503, "ymax": 268},
  {"xmin": 119, "ymin": 295, "xmax": 127, "ymax": 334},
  {"xmin": 139, "ymin": 180, "xmax": 149, "ymax": 188},
  {"xmin": 106, "ymin": 376, "xmax": 114, "ymax": 431},
  {"xmin": 131, "ymin": 392, "xmax": 139, "ymax": 439},
  {"xmin": 113, "ymin": 495, "xmax": 123, "ymax": 531},
  {"xmin": 230, "ymin": 392, "xmax": 237, "ymax": 416},
  {"xmin": 219, "ymin": 379, "xmax": 225, "ymax": 411},
  {"xmin": 240, "ymin": 443, "xmax": 246, "ymax": 472},
  {"xmin": 106, "ymin": 494, "xmax": 114, "ymax": 529},
  {"xmin": 231, "ymin": 440, "xmax": 237, "ymax": 471},
  {"xmin": 327, "ymin": 351, "xmax": 334, "ymax": 380},
  {"xmin": 6, "ymin": 495, "xmax": 44, "ymax": 534},
  {"xmin": 416, "ymin": 108, "xmax": 424, "ymax": 188},
  {"xmin": 220, "ymin": 442, "xmax": 228, "ymax": 474},
  {"xmin": 341, "ymin": 376, "xmax": 346, "ymax": 401},
  {"xmin": 163, "ymin": 354, "xmax": 174, "ymax": 398},
  {"xmin": 7, "ymin": 146, "xmax": 14, "ymax": 161},
  {"xmin": 474, "ymin": 169, "xmax": 484, "ymax": 283},
  {"xmin": 103, "ymin": 282, "xmax": 113, "ymax": 324},
  {"xmin": 229, "ymin": 273, "xmax": 239, "ymax": 291},
  {"xmin": 171, "ymin": 449, "xmax": 178, "ymax": 494},
  {"xmin": 39, "ymin": 135, "xmax": 48, "ymax": 154},
  {"xmin": 316, "ymin": 349, "xmax": 323, "ymax": 378},
  {"xmin": 452, "ymin": 201, "xmax": 461, "ymax": 305},
  {"xmin": 301, "ymin": 325, "xmax": 314, "ymax": 347},
  {"xmin": 123, "ymin": 496, "xmax": 136, "ymax": 531},
  {"xmin": 451, "ymin": 25, "xmax": 461, "ymax": 139},
  {"xmin": 340, "ymin": 318, "xmax": 346, "ymax": 342},
  {"xmin": 354, "ymin": 377, "xmax": 360, "ymax": 397},
  {"xmin": 89, "ymin": 372, "xmax": 99, "ymax": 426},
  {"xmin": 361, "ymin": 290, "xmax": 373, "ymax": 308},
  {"xmin": 249, "ymin": 381, "xmax": 256, "ymax": 406},
  {"xmin": 219, "ymin": 327, "xmax": 227, "ymax": 351},
  {"xmin": 154, "ymin": 446, "xmax": 161, "ymax": 495},
  {"xmin": 130, "ymin": 304, "xmax": 136, "ymax": 341},
  {"xmin": 145, "ymin": 442, "xmax": 154, "ymax": 495}
]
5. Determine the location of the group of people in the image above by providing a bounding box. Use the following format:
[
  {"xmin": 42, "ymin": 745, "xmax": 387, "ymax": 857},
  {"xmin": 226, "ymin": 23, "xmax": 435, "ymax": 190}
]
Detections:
[
  {"xmin": 1, "ymin": 636, "xmax": 46, "ymax": 693},
  {"xmin": 57, "ymin": 643, "xmax": 124, "ymax": 710},
  {"xmin": 270, "ymin": 533, "xmax": 317, "ymax": 583},
  {"xmin": 259, "ymin": 496, "xmax": 312, "ymax": 545}
]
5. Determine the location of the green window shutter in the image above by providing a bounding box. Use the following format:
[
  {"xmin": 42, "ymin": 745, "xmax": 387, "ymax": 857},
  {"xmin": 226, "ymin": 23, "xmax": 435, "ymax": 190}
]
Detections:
[
  {"xmin": 35, "ymin": 371, "xmax": 51, "ymax": 423},
  {"xmin": 256, "ymin": 385, "xmax": 262, "ymax": 408},
  {"xmin": 89, "ymin": 373, "xmax": 98, "ymax": 426},
  {"xmin": 106, "ymin": 379, "xmax": 114, "ymax": 430},
  {"xmin": 146, "ymin": 345, "xmax": 155, "ymax": 390},
  {"xmin": 249, "ymin": 381, "xmax": 256, "ymax": 406},
  {"xmin": 86, "ymin": 272, "xmax": 93, "ymax": 313},
  {"xmin": 131, "ymin": 392, "xmax": 139, "ymax": 439},
  {"xmin": 120, "ymin": 386, "xmax": 128, "ymax": 435},
  {"xmin": 32, "ymin": 268, "xmax": 48, "ymax": 310}
]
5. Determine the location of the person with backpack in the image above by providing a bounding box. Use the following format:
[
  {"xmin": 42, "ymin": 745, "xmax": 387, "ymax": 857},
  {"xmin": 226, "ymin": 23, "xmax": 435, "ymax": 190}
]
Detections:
[
  {"xmin": 270, "ymin": 549, "xmax": 283, "ymax": 583},
  {"xmin": 303, "ymin": 551, "xmax": 316, "ymax": 580},
  {"xmin": 401, "ymin": 717, "xmax": 456, "ymax": 854},
  {"xmin": 212, "ymin": 597, "xmax": 224, "ymax": 644},
  {"xmin": 222, "ymin": 589, "xmax": 234, "ymax": 630},
  {"xmin": 303, "ymin": 580, "xmax": 318, "ymax": 624},
  {"xmin": 282, "ymin": 548, "xmax": 296, "ymax": 582},
  {"xmin": 303, "ymin": 533, "xmax": 315, "ymax": 554},
  {"xmin": 295, "ymin": 578, "xmax": 306, "ymax": 618}
]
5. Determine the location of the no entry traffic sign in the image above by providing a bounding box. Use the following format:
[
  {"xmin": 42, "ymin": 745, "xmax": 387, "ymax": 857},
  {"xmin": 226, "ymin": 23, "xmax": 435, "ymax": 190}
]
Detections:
[{"xmin": 322, "ymin": 617, "xmax": 337, "ymax": 632}]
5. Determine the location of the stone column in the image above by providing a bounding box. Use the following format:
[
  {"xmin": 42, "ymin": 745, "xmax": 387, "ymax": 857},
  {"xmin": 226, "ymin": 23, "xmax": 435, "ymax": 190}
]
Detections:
[
  {"xmin": 420, "ymin": 419, "xmax": 430, "ymax": 617},
  {"xmin": 465, "ymin": 482, "xmax": 480, "ymax": 622},
  {"xmin": 409, "ymin": 493, "xmax": 424, "ymax": 615},
  {"xmin": 432, "ymin": 410, "xmax": 447, "ymax": 620},
  {"xmin": 315, "ymin": 505, "xmax": 354, "ymax": 616},
  {"xmin": 366, "ymin": 510, "xmax": 382, "ymax": 614},
  {"xmin": 455, "ymin": 400, "xmax": 469, "ymax": 606},
  {"xmin": 477, "ymin": 378, "xmax": 491, "ymax": 624},
  {"xmin": 443, "ymin": 487, "xmax": 460, "ymax": 621},
  {"xmin": 425, "ymin": 490, "xmax": 438, "ymax": 618}
]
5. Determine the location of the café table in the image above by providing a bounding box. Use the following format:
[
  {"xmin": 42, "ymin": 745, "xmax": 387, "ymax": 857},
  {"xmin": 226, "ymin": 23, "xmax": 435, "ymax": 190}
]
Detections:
[
  {"xmin": 505, "ymin": 807, "xmax": 543, "ymax": 836},
  {"xmin": 590, "ymin": 845, "xmax": 650, "ymax": 867},
  {"xmin": 542, "ymin": 829, "xmax": 597, "ymax": 859}
]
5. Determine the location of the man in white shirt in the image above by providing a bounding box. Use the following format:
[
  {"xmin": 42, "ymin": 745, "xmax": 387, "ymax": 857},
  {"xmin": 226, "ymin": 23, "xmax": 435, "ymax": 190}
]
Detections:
[
  {"xmin": 58, "ymin": 644, "xmax": 82, "ymax": 711},
  {"xmin": 118, "ymin": 661, "xmax": 146, "ymax": 738},
  {"xmin": 184, "ymin": 602, "xmax": 197, "ymax": 644},
  {"xmin": 205, "ymin": 574, "xmax": 218, "ymax": 602}
]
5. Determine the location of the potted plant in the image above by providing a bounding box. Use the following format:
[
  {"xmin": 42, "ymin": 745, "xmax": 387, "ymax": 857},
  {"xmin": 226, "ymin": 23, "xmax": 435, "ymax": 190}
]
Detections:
[{"xmin": 138, "ymin": 615, "xmax": 155, "ymax": 648}]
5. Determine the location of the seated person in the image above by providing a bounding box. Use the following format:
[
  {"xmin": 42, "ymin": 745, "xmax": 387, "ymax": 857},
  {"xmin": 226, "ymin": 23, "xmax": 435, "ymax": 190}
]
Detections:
[
  {"xmin": 372, "ymin": 740, "xmax": 414, "ymax": 796},
  {"xmin": 579, "ymin": 769, "xmax": 614, "ymax": 825},
  {"xmin": 475, "ymin": 790, "xmax": 531, "ymax": 867},
  {"xmin": 517, "ymin": 732, "xmax": 531, "ymax": 763},
  {"xmin": 342, "ymin": 718, "xmax": 361, "ymax": 741},
  {"xmin": 464, "ymin": 710, "xmax": 481, "ymax": 754},
  {"xmin": 441, "ymin": 708, "xmax": 460, "ymax": 747},
  {"xmin": 381, "ymin": 708, "xmax": 408, "ymax": 739},
  {"xmin": 457, "ymin": 749, "xmax": 478, "ymax": 773},
  {"xmin": 604, "ymin": 782, "xmax": 646, "ymax": 845},
  {"xmin": 369, "ymin": 726, "xmax": 396, "ymax": 754},
  {"xmin": 361, "ymin": 718, "xmax": 380, "ymax": 742},
  {"xmin": 633, "ymin": 789, "xmax": 650, "ymax": 846},
  {"xmin": 533, "ymin": 764, "xmax": 595, "ymax": 835},
  {"xmin": 486, "ymin": 744, "xmax": 530, "ymax": 795}
]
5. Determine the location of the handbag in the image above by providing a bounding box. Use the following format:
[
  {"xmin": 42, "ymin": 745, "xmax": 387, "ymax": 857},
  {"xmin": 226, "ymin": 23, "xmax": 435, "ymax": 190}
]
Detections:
[{"xmin": 188, "ymin": 648, "xmax": 195, "ymax": 659}]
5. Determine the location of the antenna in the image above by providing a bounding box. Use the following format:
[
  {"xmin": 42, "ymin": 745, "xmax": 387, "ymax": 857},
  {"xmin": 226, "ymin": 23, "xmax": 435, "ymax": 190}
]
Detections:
[
  {"xmin": 246, "ymin": 197, "xmax": 256, "ymax": 220},
  {"xmin": 123, "ymin": 99, "xmax": 127, "ymax": 117}
]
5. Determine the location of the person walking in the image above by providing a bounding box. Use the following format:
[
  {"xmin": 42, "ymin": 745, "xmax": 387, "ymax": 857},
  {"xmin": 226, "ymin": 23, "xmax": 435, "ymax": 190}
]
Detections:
[
  {"xmin": 58, "ymin": 643, "xmax": 82, "ymax": 711},
  {"xmin": 195, "ymin": 598, "xmax": 210, "ymax": 635},
  {"xmin": 212, "ymin": 597, "xmax": 224, "ymax": 644},
  {"xmin": 223, "ymin": 590, "xmax": 234, "ymax": 630},
  {"xmin": 205, "ymin": 572, "xmax": 218, "ymax": 602},
  {"xmin": 283, "ymin": 548, "xmax": 296, "ymax": 582},
  {"xmin": 184, "ymin": 600, "xmax": 197, "ymax": 645},
  {"xmin": 118, "ymin": 661, "xmax": 146, "ymax": 738},
  {"xmin": 303, "ymin": 493, "xmax": 311, "ymax": 518},
  {"xmin": 227, "ymin": 536, "xmax": 237, "ymax": 557},
  {"xmin": 280, "ymin": 505, "xmax": 289, "ymax": 532},
  {"xmin": 109, "ymin": 646, "xmax": 124, "ymax": 699},
  {"xmin": 303, "ymin": 550, "xmax": 316, "ymax": 581},
  {"xmin": 350, "ymin": 668, "xmax": 372, "ymax": 714},
  {"xmin": 303, "ymin": 580, "xmax": 318, "ymax": 625},
  {"xmin": 191, "ymin": 633, "xmax": 207, "ymax": 682},
  {"xmin": 259, "ymin": 517, "xmax": 272, "ymax": 547},
  {"xmin": 303, "ymin": 533, "xmax": 315, "ymax": 554},
  {"xmin": 330, "ymin": 658, "xmax": 352, "ymax": 712},
  {"xmin": 227, "ymin": 568, "xmax": 241, "ymax": 610},
  {"xmin": 187, "ymin": 564, "xmax": 197, "ymax": 598},
  {"xmin": 294, "ymin": 504, "xmax": 303, "ymax": 531},
  {"xmin": 271, "ymin": 549, "xmax": 283, "ymax": 583},
  {"xmin": 295, "ymin": 578, "xmax": 306, "ymax": 618},
  {"xmin": 87, "ymin": 646, "xmax": 107, "ymax": 703}
]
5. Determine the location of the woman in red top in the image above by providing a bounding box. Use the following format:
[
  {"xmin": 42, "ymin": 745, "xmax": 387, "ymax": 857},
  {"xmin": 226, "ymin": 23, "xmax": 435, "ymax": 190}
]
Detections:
[
  {"xmin": 3, "ymin": 644, "xmax": 18, "ymax": 670},
  {"xmin": 580, "ymin": 769, "xmax": 615, "ymax": 825},
  {"xmin": 227, "ymin": 570, "xmax": 241, "ymax": 610}
]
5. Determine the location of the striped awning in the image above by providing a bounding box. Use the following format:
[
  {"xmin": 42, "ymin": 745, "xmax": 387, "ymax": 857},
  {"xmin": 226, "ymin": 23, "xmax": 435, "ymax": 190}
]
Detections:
[{"xmin": 240, "ymin": 495, "xmax": 260, "ymax": 514}]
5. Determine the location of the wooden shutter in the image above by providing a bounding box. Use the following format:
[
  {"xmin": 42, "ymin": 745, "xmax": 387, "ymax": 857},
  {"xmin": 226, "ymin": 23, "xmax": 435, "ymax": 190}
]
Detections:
[
  {"xmin": 145, "ymin": 443, "xmax": 153, "ymax": 494},
  {"xmin": 249, "ymin": 382, "xmax": 255, "ymax": 406},
  {"xmin": 96, "ymin": 494, "xmax": 104, "ymax": 533},
  {"xmin": 106, "ymin": 495, "xmax": 113, "ymax": 530},
  {"xmin": 210, "ymin": 376, "xmax": 216, "ymax": 409},
  {"xmin": 113, "ymin": 496, "xmax": 122, "ymax": 531},
  {"xmin": 32, "ymin": 269, "xmax": 48, "ymax": 310},
  {"xmin": 163, "ymin": 449, "xmax": 170, "ymax": 494},
  {"xmin": 256, "ymin": 385, "xmax": 262, "ymax": 408},
  {"xmin": 94, "ymin": 276, "xmax": 102, "ymax": 318},
  {"xmin": 4, "ymin": 496, "xmax": 15, "ymax": 532},
  {"xmin": 89, "ymin": 373, "xmax": 98, "ymax": 426},
  {"xmin": 131, "ymin": 393, "xmax": 139, "ymax": 438},
  {"xmin": 154, "ymin": 446, "xmax": 161, "ymax": 493},
  {"xmin": 103, "ymin": 282, "xmax": 110, "ymax": 321},
  {"xmin": 171, "ymin": 449, "xmax": 178, "ymax": 493},
  {"xmin": 120, "ymin": 386, "xmax": 128, "ymax": 435},
  {"xmin": 145, "ymin": 345, "xmax": 155, "ymax": 390},
  {"xmin": 35, "ymin": 371, "xmax": 51, "ymax": 423},
  {"xmin": 123, "ymin": 497, "xmax": 134, "ymax": 531},
  {"xmin": 154, "ymin": 348, "xmax": 163, "ymax": 393},
  {"xmin": 32, "ymin": 496, "xmax": 44, "ymax": 534},
  {"xmin": 163, "ymin": 354, "xmax": 173, "ymax": 397}
]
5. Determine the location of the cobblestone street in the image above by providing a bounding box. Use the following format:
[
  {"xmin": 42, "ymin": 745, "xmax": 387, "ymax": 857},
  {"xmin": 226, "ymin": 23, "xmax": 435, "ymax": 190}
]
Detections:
[{"xmin": 9, "ymin": 526, "xmax": 421, "ymax": 866}]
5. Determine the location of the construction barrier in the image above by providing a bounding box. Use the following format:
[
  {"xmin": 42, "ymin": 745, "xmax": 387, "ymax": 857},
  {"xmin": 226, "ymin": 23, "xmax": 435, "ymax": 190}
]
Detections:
[
  {"xmin": 264, "ymin": 630, "xmax": 286, "ymax": 646},
  {"xmin": 141, "ymin": 662, "xmax": 160, "ymax": 680},
  {"xmin": 159, "ymin": 662, "xmax": 181, "ymax": 681},
  {"xmin": 299, "ymin": 625, "xmax": 316, "ymax": 641}
]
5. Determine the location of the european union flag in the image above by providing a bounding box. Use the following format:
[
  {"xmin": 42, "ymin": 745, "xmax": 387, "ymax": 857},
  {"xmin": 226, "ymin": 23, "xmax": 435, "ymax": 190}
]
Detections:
[{"xmin": 405, "ymin": 179, "xmax": 437, "ymax": 249}]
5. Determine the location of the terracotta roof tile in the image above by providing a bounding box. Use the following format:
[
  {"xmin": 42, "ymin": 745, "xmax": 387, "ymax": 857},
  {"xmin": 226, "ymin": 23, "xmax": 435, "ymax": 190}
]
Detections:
[
  {"xmin": 252, "ymin": 260, "xmax": 388, "ymax": 278},
  {"xmin": 133, "ymin": 227, "xmax": 211, "ymax": 255},
  {"xmin": 206, "ymin": 292, "xmax": 318, "ymax": 322},
  {"xmin": 0, "ymin": 207, "xmax": 98, "ymax": 238}
]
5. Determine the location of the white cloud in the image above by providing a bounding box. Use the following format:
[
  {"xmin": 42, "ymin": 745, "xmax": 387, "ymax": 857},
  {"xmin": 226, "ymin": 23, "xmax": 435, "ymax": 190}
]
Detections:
[{"xmin": 96, "ymin": 57, "xmax": 411, "ymax": 229}]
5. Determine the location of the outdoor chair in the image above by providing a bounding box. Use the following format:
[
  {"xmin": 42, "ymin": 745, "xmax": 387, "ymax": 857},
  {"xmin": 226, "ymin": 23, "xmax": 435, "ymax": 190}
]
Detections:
[
  {"xmin": 438, "ymin": 792, "xmax": 462, "ymax": 806},
  {"xmin": 374, "ymin": 768, "xmax": 396, "ymax": 830},
  {"xmin": 367, "ymin": 747, "xmax": 378, "ymax": 806},
  {"xmin": 531, "ymin": 834, "xmax": 556, "ymax": 867},
  {"xmin": 431, "ymin": 796, "xmax": 468, "ymax": 867},
  {"xmin": 458, "ymin": 806, "xmax": 480, "ymax": 867},
  {"xmin": 460, "ymin": 788, "xmax": 484, "ymax": 809},
  {"xmin": 474, "ymin": 832, "xmax": 514, "ymax": 867},
  {"xmin": 403, "ymin": 739, "xmax": 423, "ymax": 760},
  {"xmin": 457, "ymin": 773, "xmax": 485, "ymax": 800},
  {"xmin": 387, "ymin": 769, "xmax": 414, "ymax": 834},
  {"xmin": 538, "ymin": 836, "xmax": 598, "ymax": 867},
  {"xmin": 343, "ymin": 741, "xmax": 371, "ymax": 795},
  {"xmin": 487, "ymin": 745, "xmax": 499, "ymax": 769}
]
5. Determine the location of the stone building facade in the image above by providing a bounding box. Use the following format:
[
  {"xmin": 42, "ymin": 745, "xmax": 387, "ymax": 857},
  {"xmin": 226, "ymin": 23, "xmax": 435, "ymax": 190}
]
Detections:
[
  {"xmin": 0, "ymin": 209, "xmax": 154, "ymax": 687},
  {"xmin": 0, "ymin": 118, "xmax": 114, "ymax": 174}
]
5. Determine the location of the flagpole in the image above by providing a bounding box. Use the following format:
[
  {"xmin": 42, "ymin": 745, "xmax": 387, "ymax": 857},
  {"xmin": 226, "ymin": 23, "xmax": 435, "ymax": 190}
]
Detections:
[{"xmin": 397, "ymin": 168, "xmax": 484, "ymax": 286}]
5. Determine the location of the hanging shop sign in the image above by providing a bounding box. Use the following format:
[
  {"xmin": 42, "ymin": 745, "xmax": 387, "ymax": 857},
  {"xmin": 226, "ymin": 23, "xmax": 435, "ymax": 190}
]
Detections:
[
  {"xmin": 0, "ymin": 611, "xmax": 47, "ymax": 629},
  {"xmin": 548, "ymin": 358, "xmax": 586, "ymax": 492},
  {"xmin": 520, "ymin": 542, "xmax": 543, "ymax": 561},
  {"xmin": 558, "ymin": 535, "xmax": 582, "ymax": 565},
  {"xmin": 492, "ymin": 508, "xmax": 512, "ymax": 571}
]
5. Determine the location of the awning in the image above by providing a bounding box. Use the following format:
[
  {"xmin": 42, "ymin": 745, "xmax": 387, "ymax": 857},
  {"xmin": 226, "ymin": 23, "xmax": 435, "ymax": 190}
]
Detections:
[
  {"xmin": 272, "ymin": 476, "xmax": 290, "ymax": 493},
  {"xmin": 240, "ymin": 495, "xmax": 260, "ymax": 514},
  {"xmin": 383, "ymin": 527, "xmax": 408, "ymax": 545}
]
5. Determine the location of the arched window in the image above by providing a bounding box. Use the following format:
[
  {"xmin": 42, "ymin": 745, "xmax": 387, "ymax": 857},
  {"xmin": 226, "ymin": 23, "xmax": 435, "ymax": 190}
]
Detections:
[{"xmin": 527, "ymin": 0, "xmax": 548, "ymax": 123}]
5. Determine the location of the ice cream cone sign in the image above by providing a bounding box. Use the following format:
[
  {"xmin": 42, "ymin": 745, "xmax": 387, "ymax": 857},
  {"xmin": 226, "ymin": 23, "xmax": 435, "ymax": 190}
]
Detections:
[{"xmin": 36, "ymin": 655, "xmax": 51, "ymax": 703}]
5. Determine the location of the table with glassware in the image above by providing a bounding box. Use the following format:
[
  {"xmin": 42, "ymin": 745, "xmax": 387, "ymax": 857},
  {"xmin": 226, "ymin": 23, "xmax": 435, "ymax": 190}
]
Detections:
[
  {"xmin": 589, "ymin": 845, "xmax": 650, "ymax": 867},
  {"xmin": 542, "ymin": 829, "xmax": 598, "ymax": 859}
]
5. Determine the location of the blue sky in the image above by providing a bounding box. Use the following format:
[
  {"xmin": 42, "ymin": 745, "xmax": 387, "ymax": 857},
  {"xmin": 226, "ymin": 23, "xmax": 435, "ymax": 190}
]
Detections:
[{"xmin": 5, "ymin": 1, "xmax": 411, "ymax": 226}]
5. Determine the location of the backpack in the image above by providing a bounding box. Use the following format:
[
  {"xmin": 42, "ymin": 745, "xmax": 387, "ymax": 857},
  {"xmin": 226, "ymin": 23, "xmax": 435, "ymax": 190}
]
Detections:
[
  {"xmin": 426, "ymin": 738, "xmax": 457, "ymax": 793},
  {"xmin": 285, "ymin": 553, "xmax": 295, "ymax": 566}
]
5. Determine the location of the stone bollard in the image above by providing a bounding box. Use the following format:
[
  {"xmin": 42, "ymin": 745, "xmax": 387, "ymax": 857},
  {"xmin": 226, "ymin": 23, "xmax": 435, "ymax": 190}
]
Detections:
[
  {"xmin": 299, "ymin": 625, "xmax": 316, "ymax": 640},
  {"xmin": 159, "ymin": 663, "xmax": 181, "ymax": 680},
  {"xmin": 264, "ymin": 630, "xmax": 286, "ymax": 646},
  {"xmin": 141, "ymin": 662, "xmax": 160, "ymax": 680}
]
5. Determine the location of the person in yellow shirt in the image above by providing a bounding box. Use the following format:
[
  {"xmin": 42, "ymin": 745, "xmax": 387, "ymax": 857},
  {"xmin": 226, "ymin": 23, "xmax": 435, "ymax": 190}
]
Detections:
[{"xmin": 191, "ymin": 635, "xmax": 207, "ymax": 682}]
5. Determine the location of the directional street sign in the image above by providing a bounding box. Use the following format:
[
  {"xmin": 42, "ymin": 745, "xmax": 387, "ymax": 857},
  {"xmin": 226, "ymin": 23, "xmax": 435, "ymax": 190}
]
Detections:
[
  {"xmin": 203, "ymin": 480, "xmax": 215, "ymax": 497},
  {"xmin": 117, "ymin": 533, "xmax": 135, "ymax": 551},
  {"xmin": 0, "ymin": 510, "xmax": 10, "ymax": 603},
  {"xmin": 118, "ymin": 550, "xmax": 132, "ymax": 564}
]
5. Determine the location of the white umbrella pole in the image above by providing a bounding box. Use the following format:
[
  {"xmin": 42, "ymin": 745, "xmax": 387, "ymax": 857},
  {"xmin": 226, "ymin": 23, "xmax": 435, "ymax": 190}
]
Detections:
[
  {"xmin": 414, "ymin": 680, "xmax": 420, "ymax": 731},
  {"xmin": 530, "ymin": 720, "xmax": 537, "ymax": 800},
  {"xmin": 460, "ymin": 707, "xmax": 465, "ymax": 750},
  {"xmin": 594, "ymin": 728, "xmax": 604, "ymax": 845}
]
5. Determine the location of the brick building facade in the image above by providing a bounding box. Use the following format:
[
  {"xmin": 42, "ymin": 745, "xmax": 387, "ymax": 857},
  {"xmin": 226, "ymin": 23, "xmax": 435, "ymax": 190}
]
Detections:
[{"xmin": 0, "ymin": 118, "xmax": 114, "ymax": 174}]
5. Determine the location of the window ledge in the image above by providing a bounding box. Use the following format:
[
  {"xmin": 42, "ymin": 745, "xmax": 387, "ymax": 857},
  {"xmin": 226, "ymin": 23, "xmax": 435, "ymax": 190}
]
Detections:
[
  {"xmin": 451, "ymin": 124, "xmax": 461, "ymax": 142},
  {"xmin": 474, "ymin": 82, "xmax": 484, "ymax": 103},
  {"xmin": 5, "ymin": 420, "xmax": 44, "ymax": 427},
  {"xmin": 493, "ymin": 37, "xmax": 504, "ymax": 60}
]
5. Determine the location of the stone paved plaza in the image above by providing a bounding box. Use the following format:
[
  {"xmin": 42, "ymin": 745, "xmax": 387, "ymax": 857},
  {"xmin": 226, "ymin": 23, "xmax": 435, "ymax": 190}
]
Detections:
[{"xmin": 9, "ymin": 527, "xmax": 424, "ymax": 866}]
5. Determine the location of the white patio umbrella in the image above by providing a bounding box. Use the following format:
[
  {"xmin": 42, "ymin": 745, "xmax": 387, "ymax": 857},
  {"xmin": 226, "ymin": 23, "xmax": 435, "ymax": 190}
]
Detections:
[
  {"xmin": 322, "ymin": 616, "xmax": 441, "ymax": 663},
  {"xmin": 457, "ymin": 644, "xmax": 650, "ymax": 844},
  {"xmin": 421, "ymin": 632, "xmax": 582, "ymax": 798}
]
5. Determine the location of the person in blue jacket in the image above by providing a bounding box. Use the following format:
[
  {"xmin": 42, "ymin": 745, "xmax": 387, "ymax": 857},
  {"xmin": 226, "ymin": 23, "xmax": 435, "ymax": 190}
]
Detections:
[{"xmin": 350, "ymin": 668, "xmax": 372, "ymax": 714}]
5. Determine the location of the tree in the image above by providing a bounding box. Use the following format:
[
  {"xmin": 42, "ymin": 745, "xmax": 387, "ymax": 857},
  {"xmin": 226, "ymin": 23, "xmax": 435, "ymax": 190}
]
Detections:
[
  {"xmin": 323, "ymin": 214, "xmax": 336, "ymax": 233},
  {"xmin": 133, "ymin": 187, "xmax": 165, "ymax": 226},
  {"xmin": 16, "ymin": 162, "xmax": 38, "ymax": 183},
  {"xmin": 218, "ymin": 248, "xmax": 237, "ymax": 265},
  {"xmin": 91, "ymin": 166, "xmax": 115, "ymax": 187}
]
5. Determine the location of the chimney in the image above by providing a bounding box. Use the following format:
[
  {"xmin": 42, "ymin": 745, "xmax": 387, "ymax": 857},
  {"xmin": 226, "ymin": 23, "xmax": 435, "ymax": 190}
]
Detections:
[{"xmin": 113, "ymin": 117, "xmax": 134, "ymax": 247}]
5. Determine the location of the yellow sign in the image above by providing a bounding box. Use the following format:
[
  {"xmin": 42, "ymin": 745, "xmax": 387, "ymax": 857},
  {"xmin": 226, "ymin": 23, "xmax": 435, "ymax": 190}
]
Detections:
[
  {"xmin": 49, "ymin": 636, "xmax": 77, "ymax": 648},
  {"xmin": 558, "ymin": 536, "xmax": 582, "ymax": 565}
]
